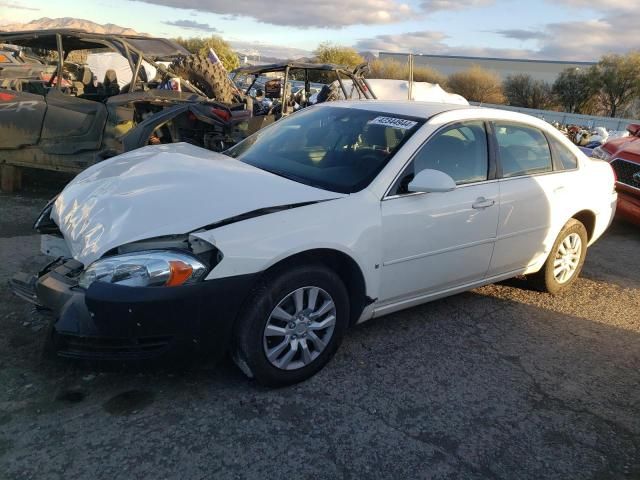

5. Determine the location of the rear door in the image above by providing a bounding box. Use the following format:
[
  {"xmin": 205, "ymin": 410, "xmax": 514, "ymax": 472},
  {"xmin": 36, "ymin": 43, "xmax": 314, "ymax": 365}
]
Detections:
[
  {"xmin": 487, "ymin": 121, "xmax": 569, "ymax": 276},
  {"xmin": 40, "ymin": 89, "xmax": 107, "ymax": 154}
]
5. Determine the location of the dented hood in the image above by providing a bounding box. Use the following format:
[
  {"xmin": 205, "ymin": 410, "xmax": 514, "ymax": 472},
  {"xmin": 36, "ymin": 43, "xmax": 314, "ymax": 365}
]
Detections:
[{"xmin": 52, "ymin": 143, "xmax": 342, "ymax": 265}]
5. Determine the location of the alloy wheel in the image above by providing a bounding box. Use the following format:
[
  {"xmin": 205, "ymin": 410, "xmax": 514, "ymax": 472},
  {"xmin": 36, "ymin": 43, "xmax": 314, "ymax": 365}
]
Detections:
[
  {"xmin": 553, "ymin": 232, "xmax": 582, "ymax": 284},
  {"xmin": 262, "ymin": 286, "xmax": 337, "ymax": 370}
]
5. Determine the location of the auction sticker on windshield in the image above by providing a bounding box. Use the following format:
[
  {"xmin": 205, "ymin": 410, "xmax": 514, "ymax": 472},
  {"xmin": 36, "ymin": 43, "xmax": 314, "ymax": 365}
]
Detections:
[{"xmin": 368, "ymin": 116, "xmax": 418, "ymax": 130}]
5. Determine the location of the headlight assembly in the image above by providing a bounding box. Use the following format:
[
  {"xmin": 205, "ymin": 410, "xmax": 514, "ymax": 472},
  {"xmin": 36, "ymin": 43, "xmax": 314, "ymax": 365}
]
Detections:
[{"xmin": 78, "ymin": 250, "xmax": 208, "ymax": 289}]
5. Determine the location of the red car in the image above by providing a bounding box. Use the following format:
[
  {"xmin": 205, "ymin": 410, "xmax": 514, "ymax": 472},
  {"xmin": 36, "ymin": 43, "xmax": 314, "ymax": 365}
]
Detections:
[{"xmin": 592, "ymin": 124, "xmax": 640, "ymax": 225}]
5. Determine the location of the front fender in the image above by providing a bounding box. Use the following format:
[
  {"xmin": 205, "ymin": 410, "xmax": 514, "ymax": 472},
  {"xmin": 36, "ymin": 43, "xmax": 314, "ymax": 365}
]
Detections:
[{"xmin": 192, "ymin": 193, "xmax": 382, "ymax": 299}]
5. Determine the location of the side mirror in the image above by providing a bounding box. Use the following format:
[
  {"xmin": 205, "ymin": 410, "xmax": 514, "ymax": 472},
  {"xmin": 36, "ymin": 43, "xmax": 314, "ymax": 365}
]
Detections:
[
  {"xmin": 408, "ymin": 169, "xmax": 456, "ymax": 193},
  {"xmin": 627, "ymin": 123, "xmax": 640, "ymax": 136}
]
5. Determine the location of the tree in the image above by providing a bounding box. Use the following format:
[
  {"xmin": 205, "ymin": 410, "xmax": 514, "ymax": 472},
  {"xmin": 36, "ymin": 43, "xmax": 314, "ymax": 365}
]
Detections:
[
  {"xmin": 592, "ymin": 53, "xmax": 640, "ymax": 117},
  {"xmin": 314, "ymin": 43, "xmax": 364, "ymax": 68},
  {"xmin": 552, "ymin": 67, "xmax": 598, "ymax": 113},
  {"xmin": 174, "ymin": 36, "xmax": 240, "ymax": 71},
  {"xmin": 447, "ymin": 66, "xmax": 505, "ymax": 104},
  {"xmin": 504, "ymin": 74, "xmax": 555, "ymax": 110},
  {"xmin": 368, "ymin": 59, "xmax": 447, "ymax": 85}
]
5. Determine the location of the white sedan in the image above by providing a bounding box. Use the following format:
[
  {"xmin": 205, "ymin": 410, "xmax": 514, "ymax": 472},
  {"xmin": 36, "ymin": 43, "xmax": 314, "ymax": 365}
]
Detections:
[{"xmin": 13, "ymin": 101, "xmax": 617, "ymax": 386}]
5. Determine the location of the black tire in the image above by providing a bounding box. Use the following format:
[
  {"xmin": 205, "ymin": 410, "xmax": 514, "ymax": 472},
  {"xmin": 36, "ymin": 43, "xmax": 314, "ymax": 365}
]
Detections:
[
  {"xmin": 316, "ymin": 83, "xmax": 342, "ymax": 103},
  {"xmin": 529, "ymin": 218, "xmax": 588, "ymax": 294},
  {"xmin": 232, "ymin": 264, "xmax": 349, "ymax": 387},
  {"xmin": 169, "ymin": 54, "xmax": 238, "ymax": 104}
]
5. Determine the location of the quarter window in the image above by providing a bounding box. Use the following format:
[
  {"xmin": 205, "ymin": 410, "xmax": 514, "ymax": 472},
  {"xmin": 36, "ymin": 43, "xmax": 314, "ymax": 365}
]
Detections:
[
  {"xmin": 547, "ymin": 135, "xmax": 578, "ymax": 170},
  {"xmin": 396, "ymin": 121, "xmax": 488, "ymax": 193},
  {"xmin": 494, "ymin": 122, "xmax": 552, "ymax": 178}
]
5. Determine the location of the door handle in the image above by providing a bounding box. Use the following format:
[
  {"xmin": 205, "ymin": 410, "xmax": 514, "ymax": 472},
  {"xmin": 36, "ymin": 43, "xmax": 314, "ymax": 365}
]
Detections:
[{"xmin": 472, "ymin": 197, "xmax": 495, "ymax": 209}]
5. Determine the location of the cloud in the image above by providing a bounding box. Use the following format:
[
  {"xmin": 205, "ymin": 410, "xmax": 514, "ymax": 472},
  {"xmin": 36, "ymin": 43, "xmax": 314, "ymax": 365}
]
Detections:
[
  {"xmin": 493, "ymin": 29, "xmax": 547, "ymax": 41},
  {"xmin": 356, "ymin": 31, "xmax": 448, "ymax": 53},
  {"xmin": 420, "ymin": 0, "xmax": 494, "ymax": 11},
  {"xmin": 163, "ymin": 19, "xmax": 220, "ymax": 32},
  {"xmin": 552, "ymin": 0, "xmax": 633, "ymax": 11},
  {"xmin": 229, "ymin": 40, "xmax": 311, "ymax": 60},
  {"xmin": 355, "ymin": 30, "xmax": 535, "ymax": 59},
  {"xmin": 536, "ymin": 14, "xmax": 640, "ymax": 60},
  {"xmin": 135, "ymin": 0, "xmax": 414, "ymax": 28},
  {"xmin": 357, "ymin": 5, "xmax": 640, "ymax": 62},
  {"xmin": 0, "ymin": 1, "xmax": 39, "ymax": 10}
]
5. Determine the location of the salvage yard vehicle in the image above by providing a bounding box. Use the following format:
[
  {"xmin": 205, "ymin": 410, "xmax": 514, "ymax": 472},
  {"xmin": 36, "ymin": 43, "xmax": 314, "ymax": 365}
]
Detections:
[
  {"xmin": 230, "ymin": 61, "xmax": 375, "ymax": 132},
  {"xmin": 0, "ymin": 29, "xmax": 246, "ymax": 190},
  {"xmin": 592, "ymin": 124, "xmax": 640, "ymax": 226},
  {"xmin": 10, "ymin": 101, "xmax": 617, "ymax": 386}
]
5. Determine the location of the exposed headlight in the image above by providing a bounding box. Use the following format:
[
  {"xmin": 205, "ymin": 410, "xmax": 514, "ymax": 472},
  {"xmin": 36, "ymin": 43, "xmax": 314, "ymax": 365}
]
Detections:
[
  {"xmin": 591, "ymin": 146, "xmax": 613, "ymax": 162},
  {"xmin": 78, "ymin": 250, "xmax": 208, "ymax": 289}
]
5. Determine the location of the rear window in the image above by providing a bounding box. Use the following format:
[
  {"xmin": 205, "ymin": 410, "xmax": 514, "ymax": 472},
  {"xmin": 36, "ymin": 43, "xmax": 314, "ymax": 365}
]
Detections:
[
  {"xmin": 494, "ymin": 122, "xmax": 553, "ymax": 178},
  {"xmin": 548, "ymin": 135, "xmax": 578, "ymax": 170}
]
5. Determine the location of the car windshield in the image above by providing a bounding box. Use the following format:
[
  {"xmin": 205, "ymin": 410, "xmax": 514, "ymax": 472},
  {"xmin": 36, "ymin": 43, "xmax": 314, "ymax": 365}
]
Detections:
[{"xmin": 225, "ymin": 106, "xmax": 424, "ymax": 193}]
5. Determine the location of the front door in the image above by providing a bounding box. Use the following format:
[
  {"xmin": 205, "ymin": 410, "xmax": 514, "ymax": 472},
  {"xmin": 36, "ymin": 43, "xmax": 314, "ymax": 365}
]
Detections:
[{"xmin": 379, "ymin": 120, "xmax": 500, "ymax": 303}]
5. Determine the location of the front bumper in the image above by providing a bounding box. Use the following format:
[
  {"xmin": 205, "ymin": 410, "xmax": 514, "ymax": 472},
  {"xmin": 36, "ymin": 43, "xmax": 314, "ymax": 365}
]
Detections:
[
  {"xmin": 10, "ymin": 259, "xmax": 257, "ymax": 362},
  {"xmin": 616, "ymin": 190, "xmax": 640, "ymax": 226}
]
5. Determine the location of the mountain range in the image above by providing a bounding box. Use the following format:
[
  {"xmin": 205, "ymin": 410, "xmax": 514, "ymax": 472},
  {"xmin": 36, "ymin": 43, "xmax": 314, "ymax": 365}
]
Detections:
[{"xmin": 0, "ymin": 17, "xmax": 142, "ymax": 35}]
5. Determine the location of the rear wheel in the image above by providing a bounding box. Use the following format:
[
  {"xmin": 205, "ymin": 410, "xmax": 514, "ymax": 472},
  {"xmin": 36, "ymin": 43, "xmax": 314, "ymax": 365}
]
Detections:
[
  {"xmin": 529, "ymin": 218, "xmax": 588, "ymax": 294},
  {"xmin": 232, "ymin": 264, "xmax": 349, "ymax": 386}
]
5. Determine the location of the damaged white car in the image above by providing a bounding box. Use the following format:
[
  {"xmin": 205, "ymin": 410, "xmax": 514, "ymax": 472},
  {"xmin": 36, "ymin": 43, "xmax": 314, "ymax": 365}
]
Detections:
[{"xmin": 11, "ymin": 101, "xmax": 617, "ymax": 386}]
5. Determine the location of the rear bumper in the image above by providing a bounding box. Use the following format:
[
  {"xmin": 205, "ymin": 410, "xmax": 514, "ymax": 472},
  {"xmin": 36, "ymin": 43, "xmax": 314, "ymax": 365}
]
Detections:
[{"xmin": 10, "ymin": 259, "xmax": 257, "ymax": 362}]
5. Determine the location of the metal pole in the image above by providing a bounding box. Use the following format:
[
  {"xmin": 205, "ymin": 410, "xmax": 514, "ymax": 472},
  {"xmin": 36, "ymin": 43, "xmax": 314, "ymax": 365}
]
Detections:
[
  {"xmin": 55, "ymin": 33, "xmax": 64, "ymax": 91},
  {"xmin": 282, "ymin": 66, "xmax": 290, "ymax": 116},
  {"xmin": 408, "ymin": 54, "xmax": 414, "ymax": 101}
]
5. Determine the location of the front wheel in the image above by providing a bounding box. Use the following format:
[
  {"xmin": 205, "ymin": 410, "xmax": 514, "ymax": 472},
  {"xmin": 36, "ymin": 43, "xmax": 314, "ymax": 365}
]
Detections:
[
  {"xmin": 529, "ymin": 218, "xmax": 588, "ymax": 294},
  {"xmin": 232, "ymin": 264, "xmax": 349, "ymax": 386}
]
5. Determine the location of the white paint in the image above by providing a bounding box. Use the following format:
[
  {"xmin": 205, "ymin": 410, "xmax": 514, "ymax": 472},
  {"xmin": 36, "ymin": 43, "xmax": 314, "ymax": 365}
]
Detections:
[
  {"xmin": 49, "ymin": 101, "xmax": 617, "ymax": 324},
  {"xmin": 51, "ymin": 143, "xmax": 342, "ymax": 265}
]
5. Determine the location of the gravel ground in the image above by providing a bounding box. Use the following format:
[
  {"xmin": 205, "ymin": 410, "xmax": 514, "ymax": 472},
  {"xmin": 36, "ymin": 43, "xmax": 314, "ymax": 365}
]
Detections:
[{"xmin": 0, "ymin": 183, "xmax": 638, "ymax": 480}]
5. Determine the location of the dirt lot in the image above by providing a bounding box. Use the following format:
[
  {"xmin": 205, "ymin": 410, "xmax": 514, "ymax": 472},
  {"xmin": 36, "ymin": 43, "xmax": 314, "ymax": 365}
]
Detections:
[{"xmin": 0, "ymin": 179, "xmax": 639, "ymax": 480}]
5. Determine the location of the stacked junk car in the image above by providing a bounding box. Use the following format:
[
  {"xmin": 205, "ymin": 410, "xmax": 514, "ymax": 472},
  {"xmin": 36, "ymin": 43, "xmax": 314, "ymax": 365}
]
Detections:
[{"xmin": 0, "ymin": 29, "xmax": 377, "ymax": 190}]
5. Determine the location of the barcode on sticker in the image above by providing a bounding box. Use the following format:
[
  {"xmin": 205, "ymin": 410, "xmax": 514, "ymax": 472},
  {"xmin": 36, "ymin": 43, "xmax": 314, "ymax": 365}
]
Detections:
[{"xmin": 367, "ymin": 116, "xmax": 418, "ymax": 130}]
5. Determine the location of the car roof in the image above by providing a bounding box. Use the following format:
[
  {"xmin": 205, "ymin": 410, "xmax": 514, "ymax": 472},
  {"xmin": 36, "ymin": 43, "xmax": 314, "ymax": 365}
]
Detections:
[
  {"xmin": 324, "ymin": 100, "xmax": 563, "ymax": 129},
  {"xmin": 324, "ymin": 100, "xmax": 476, "ymax": 119}
]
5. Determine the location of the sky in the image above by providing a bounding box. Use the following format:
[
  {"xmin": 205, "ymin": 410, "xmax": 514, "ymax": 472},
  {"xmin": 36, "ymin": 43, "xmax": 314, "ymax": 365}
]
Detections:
[{"xmin": 1, "ymin": 0, "xmax": 638, "ymax": 61}]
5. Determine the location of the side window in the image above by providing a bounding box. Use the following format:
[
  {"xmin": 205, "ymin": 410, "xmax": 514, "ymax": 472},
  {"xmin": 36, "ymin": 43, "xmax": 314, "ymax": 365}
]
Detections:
[
  {"xmin": 394, "ymin": 121, "xmax": 489, "ymax": 194},
  {"xmin": 547, "ymin": 135, "xmax": 578, "ymax": 170},
  {"xmin": 494, "ymin": 122, "xmax": 552, "ymax": 178}
]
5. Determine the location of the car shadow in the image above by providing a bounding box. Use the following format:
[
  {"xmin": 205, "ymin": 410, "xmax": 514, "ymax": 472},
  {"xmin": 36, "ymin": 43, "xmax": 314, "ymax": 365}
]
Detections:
[{"xmin": 2, "ymin": 274, "xmax": 640, "ymax": 479}]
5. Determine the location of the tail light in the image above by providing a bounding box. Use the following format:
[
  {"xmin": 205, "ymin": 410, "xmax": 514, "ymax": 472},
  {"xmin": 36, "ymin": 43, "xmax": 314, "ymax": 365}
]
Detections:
[{"xmin": 211, "ymin": 108, "xmax": 231, "ymax": 121}]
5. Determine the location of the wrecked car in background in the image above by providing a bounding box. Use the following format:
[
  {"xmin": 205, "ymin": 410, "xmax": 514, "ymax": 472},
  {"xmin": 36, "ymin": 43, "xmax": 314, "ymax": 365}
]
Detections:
[
  {"xmin": 230, "ymin": 61, "xmax": 376, "ymax": 132},
  {"xmin": 0, "ymin": 29, "xmax": 249, "ymax": 190},
  {"xmin": 592, "ymin": 123, "xmax": 640, "ymax": 225}
]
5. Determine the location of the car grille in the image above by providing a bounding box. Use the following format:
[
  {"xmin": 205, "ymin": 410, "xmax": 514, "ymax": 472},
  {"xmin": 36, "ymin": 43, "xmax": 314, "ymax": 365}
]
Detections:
[
  {"xmin": 56, "ymin": 334, "xmax": 173, "ymax": 360},
  {"xmin": 611, "ymin": 158, "xmax": 640, "ymax": 191}
]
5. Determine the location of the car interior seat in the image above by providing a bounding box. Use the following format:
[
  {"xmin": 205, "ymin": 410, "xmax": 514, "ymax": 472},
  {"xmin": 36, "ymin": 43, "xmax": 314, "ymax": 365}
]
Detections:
[{"xmin": 101, "ymin": 69, "xmax": 120, "ymax": 97}]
